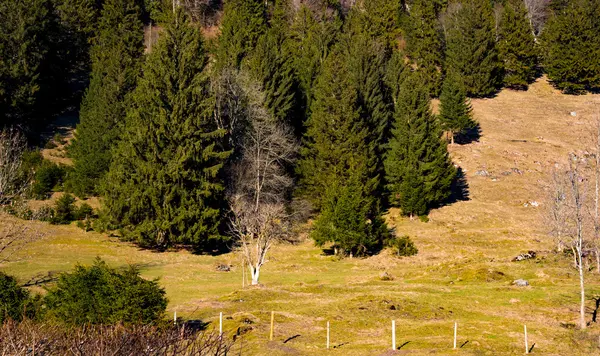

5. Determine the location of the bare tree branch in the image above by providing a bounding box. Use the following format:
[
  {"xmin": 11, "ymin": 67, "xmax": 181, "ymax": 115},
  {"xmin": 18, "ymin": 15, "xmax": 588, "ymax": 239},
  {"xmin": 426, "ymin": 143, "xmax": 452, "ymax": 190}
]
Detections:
[
  {"xmin": 220, "ymin": 71, "xmax": 298, "ymax": 285},
  {"xmin": 0, "ymin": 128, "xmax": 29, "ymax": 206}
]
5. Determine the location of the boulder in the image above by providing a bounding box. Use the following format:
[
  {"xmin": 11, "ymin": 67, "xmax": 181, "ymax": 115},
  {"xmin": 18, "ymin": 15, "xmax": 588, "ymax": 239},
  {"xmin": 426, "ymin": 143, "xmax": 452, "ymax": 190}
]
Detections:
[
  {"xmin": 512, "ymin": 251, "xmax": 536, "ymax": 262},
  {"xmin": 513, "ymin": 279, "xmax": 529, "ymax": 287},
  {"xmin": 216, "ymin": 264, "xmax": 231, "ymax": 272}
]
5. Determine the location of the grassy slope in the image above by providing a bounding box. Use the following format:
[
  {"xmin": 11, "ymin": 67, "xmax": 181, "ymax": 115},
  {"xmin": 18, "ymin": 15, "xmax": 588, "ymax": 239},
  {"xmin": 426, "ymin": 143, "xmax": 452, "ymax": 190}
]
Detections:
[{"xmin": 3, "ymin": 78, "xmax": 600, "ymax": 355}]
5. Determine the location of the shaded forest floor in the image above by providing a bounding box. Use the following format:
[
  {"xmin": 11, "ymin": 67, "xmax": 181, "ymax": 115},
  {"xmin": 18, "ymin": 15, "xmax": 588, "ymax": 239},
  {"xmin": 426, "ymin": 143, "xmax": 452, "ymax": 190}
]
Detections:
[{"xmin": 3, "ymin": 77, "xmax": 600, "ymax": 355}]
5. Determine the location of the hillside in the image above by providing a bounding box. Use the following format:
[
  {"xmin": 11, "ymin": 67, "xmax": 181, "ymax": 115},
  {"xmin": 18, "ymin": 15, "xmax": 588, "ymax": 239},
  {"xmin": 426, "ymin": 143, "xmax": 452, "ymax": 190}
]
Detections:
[{"xmin": 3, "ymin": 77, "xmax": 600, "ymax": 355}]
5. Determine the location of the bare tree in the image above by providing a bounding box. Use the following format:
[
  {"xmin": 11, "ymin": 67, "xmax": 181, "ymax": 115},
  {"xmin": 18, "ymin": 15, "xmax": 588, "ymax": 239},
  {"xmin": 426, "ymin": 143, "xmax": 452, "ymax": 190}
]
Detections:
[
  {"xmin": 523, "ymin": 0, "xmax": 550, "ymax": 39},
  {"xmin": 224, "ymin": 74, "xmax": 297, "ymax": 286},
  {"xmin": 181, "ymin": 0, "xmax": 222, "ymax": 26},
  {"xmin": 547, "ymin": 154, "xmax": 589, "ymax": 329},
  {"xmin": 547, "ymin": 168, "xmax": 569, "ymax": 253},
  {"xmin": 591, "ymin": 107, "xmax": 600, "ymax": 273},
  {"xmin": 0, "ymin": 128, "xmax": 29, "ymax": 206},
  {"xmin": 0, "ymin": 220, "xmax": 44, "ymax": 264}
]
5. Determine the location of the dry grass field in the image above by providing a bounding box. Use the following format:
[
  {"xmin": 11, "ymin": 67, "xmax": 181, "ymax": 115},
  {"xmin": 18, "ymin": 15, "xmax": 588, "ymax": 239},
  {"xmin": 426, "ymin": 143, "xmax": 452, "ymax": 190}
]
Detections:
[{"xmin": 2, "ymin": 77, "xmax": 600, "ymax": 355}]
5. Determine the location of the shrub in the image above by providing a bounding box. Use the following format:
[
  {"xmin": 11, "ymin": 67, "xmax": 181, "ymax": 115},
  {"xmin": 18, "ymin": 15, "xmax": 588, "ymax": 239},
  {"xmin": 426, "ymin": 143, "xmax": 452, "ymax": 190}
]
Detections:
[
  {"xmin": 44, "ymin": 258, "xmax": 167, "ymax": 325},
  {"xmin": 0, "ymin": 272, "xmax": 30, "ymax": 323},
  {"xmin": 51, "ymin": 194, "xmax": 76, "ymax": 224},
  {"xmin": 0, "ymin": 320, "xmax": 234, "ymax": 355},
  {"xmin": 74, "ymin": 203, "xmax": 94, "ymax": 220},
  {"xmin": 389, "ymin": 235, "xmax": 418, "ymax": 257},
  {"xmin": 32, "ymin": 161, "xmax": 67, "ymax": 199},
  {"xmin": 4, "ymin": 200, "xmax": 33, "ymax": 220},
  {"xmin": 33, "ymin": 205, "xmax": 55, "ymax": 222}
]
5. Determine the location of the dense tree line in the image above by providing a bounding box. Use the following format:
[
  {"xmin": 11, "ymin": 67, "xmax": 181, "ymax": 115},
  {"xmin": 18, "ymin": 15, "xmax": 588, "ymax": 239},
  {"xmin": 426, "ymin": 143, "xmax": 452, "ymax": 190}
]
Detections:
[{"xmin": 1, "ymin": 0, "xmax": 599, "ymax": 259}]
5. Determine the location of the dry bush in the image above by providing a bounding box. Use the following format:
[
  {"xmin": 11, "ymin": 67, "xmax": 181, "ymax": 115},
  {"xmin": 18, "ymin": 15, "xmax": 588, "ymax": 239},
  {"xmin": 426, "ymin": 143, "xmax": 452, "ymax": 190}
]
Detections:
[{"xmin": 0, "ymin": 319, "xmax": 233, "ymax": 355}]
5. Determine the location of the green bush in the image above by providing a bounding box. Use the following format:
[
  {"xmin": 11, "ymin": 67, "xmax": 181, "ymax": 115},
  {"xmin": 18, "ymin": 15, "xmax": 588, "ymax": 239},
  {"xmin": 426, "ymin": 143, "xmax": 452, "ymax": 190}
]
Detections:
[
  {"xmin": 0, "ymin": 272, "xmax": 31, "ymax": 323},
  {"xmin": 44, "ymin": 258, "xmax": 167, "ymax": 325},
  {"xmin": 389, "ymin": 235, "xmax": 419, "ymax": 257},
  {"xmin": 51, "ymin": 194, "xmax": 76, "ymax": 224},
  {"xmin": 74, "ymin": 203, "xmax": 94, "ymax": 220},
  {"xmin": 32, "ymin": 161, "xmax": 67, "ymax": 199}
]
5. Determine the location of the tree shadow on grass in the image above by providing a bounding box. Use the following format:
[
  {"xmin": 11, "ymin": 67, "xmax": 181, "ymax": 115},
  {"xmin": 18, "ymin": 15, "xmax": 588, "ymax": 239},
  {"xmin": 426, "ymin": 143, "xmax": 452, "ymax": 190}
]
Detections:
[
  {"xmin": 454, "ymin": 122, "xmax": 482, "ymax": 145},
  {"xmin": 445, "ymin": 167, "xmax": 470, "ymax": 206}
]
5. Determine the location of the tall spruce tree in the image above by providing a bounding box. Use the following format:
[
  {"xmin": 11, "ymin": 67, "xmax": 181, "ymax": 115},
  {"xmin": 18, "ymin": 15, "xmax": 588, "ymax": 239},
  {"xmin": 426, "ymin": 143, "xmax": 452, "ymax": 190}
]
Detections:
[
  {"xmin": 385, "ymin": 74, "xmax": 456, "ymax": 217},
  {"xmin": 405, "ymin": 0, "xmax": 445, "ymax": 96},
  {"xmin": 444, "ymin": 0, "xmax": 502, "ymax": 97},
  {"xmin": 216, "ymin": 0, "xmax": 267, "ymax": 70},
  {"xmin": 297, "ymin": 50, "xmax": 373, "ymax": 207},
  {"xmin": 103, "ymin": 8, "xmax": 230, "ymax": 250},
  {"xmin": 245, "ymin": 0, "xmax": 300, "ymax": 131},
  {"xmin": 542, "ymin": 0, "xmax": 600, "ymax": 93},
  {"xmin": 439, "ymin": 71, "xmax": 474, "ymax": 144},
  {"xmin": 69, "ymin": 0, "xmax": 144, "ymax": 196},
  {"xmin": 357, "ymin": 0, "xmax": 401, "ymax": 46},
  {"xmin": 384, "ymin": 50, "xmax": 410, "ymax": 107},
  {"xmin": 290, "ymin": 4, "xmax": 342, "ymax": 119},
  {"xmin": 0, "ymin": 0, "xmax": 51, "ymax": 129},
  {"xmin": 497, "ymin": 0, "xmax": 538, "ymax": 89},
  {"xmin": 343, "ymin": 15, "xmax": 394, "ymax": 201}
]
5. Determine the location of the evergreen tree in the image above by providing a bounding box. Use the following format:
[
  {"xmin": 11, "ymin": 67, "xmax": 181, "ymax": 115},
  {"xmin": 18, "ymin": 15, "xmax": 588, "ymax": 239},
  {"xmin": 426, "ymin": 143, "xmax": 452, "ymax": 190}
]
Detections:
[
  {"xmin": 312, "ymin": 172, "xmax": 389, "ymax": 257},
  {"xmin": 289, "ymin": 4, "xmax": 342, "ymax": 119},
  {"xmin": 497, "ymin": 0, "xmax": 538, "ymax": 89},
  {"xmin": 216, "ymin": 0, "xmax": 267, "ymax": 70},
  {"xmin": 342, "ymin": 17, "xmax": 394, "ymax": 200},
  {"xmin": 405, "ymin": 0, "xmax": 445, "ymax": 96},
  {"xmin": 356, "ymin": 0, "xmax": 402, "ymax": 46},
  {"xmin": 439, "ymin": 71, "xmax": 474, "ymax": 144},
  {"xmin": 103, "ymin": 9, "xmax": 230, "ymax": 250},
  {"xmin": 245, "ymin": 0, "xmax": 300, "ymax": 131},
  {"xmin": 297, "ymin": 50, "xmax": 373, "ymax": 208},
  {"xmin": 0, "ymin": 0, "xmax": 51, "ymax": 129},
  {"xmin": 385, "ymin": 74, "xmax": 456, "ymax": 217},
  {"xmin": 445, "ymin": 0, "xmax": 502, "ymax": 97},
  {"xmin": 69, "ymin": 0, "xmax": 144, "ymax": 196},
  {"xmin": 542, "ymin": 0, "xmax": 600, "ymax": 93},
  {"xmin": 384, "ymin": 50, "xmax": 410, "ymax": 106}
]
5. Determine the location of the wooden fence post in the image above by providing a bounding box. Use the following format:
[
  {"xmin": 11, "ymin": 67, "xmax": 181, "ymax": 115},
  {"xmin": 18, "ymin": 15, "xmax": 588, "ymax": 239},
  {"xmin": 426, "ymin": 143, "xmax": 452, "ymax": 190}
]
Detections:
[
  {"xmin": 392, "ymin": 320, "xmax": 396, "ymax": 350},
  {"xmin": 454, "ymin": 322, "xmax": 457, "ymax": 350},
  {"xmin": 524, "ymin": 324, "xmax": 529, "ymax": 354},
  {"xmin": 270, "ymin": 311, "xmax": 275, "ymax": 341},
  {"xmin": 219, "ymin": 312, "xmax": 223, "ymax": 335},
  {"xmin": 327, "ymin": 321, "xmax": 330, "ymax": 349}
]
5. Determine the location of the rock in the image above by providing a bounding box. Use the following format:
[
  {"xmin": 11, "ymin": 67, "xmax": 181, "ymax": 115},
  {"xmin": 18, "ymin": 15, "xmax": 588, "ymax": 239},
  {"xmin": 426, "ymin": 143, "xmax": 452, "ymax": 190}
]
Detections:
[
  {"xmin": 475, "ymin": 170, "xmax": 489, "ymax": 177},
  {"xmin": 379, "ymin": 271, "xmax": 394, "ymax": 281},
  {"xmin": 513, "ymin": 279, "xmax": 529, "ymax": 287},
  {"xmin": 216, "ymin": 264, "xmax": 231, "ymax": 272},
  {"xmin": 523, "ymin": 201, "xmax": 539, "ymax": 208},
  {"xmin": 512, "ymin": 251, "xmax": 537, "ymax": 262},
  {"xmin": 511, "ymin": 168, "xmax": 524, "ymax": 175}
]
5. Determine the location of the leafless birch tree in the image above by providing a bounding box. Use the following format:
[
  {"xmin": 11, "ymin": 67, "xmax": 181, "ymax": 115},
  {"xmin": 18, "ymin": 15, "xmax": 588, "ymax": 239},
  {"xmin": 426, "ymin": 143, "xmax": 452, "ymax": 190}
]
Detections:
[
  {"xmin": 547, "ymin": 154, "xmax": 589, "ymax": 329},
  {"xmin": 591, "ymin": 108, "xmax": 600, "ymax": 273},
  {"xmin": 220, "ymin": 73, "xmax": 297, "ymax": 285},
  {"xmin": 523, "ymin": 0, "xmax": 550, "ymax": 38}
]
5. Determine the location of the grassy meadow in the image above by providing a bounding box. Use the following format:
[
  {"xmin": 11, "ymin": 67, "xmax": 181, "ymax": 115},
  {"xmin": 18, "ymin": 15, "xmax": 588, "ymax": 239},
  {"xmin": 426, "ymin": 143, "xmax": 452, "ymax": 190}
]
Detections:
[{"xmin": 3, "ymin": 78, "xmax": 600, "ymax": 355}]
